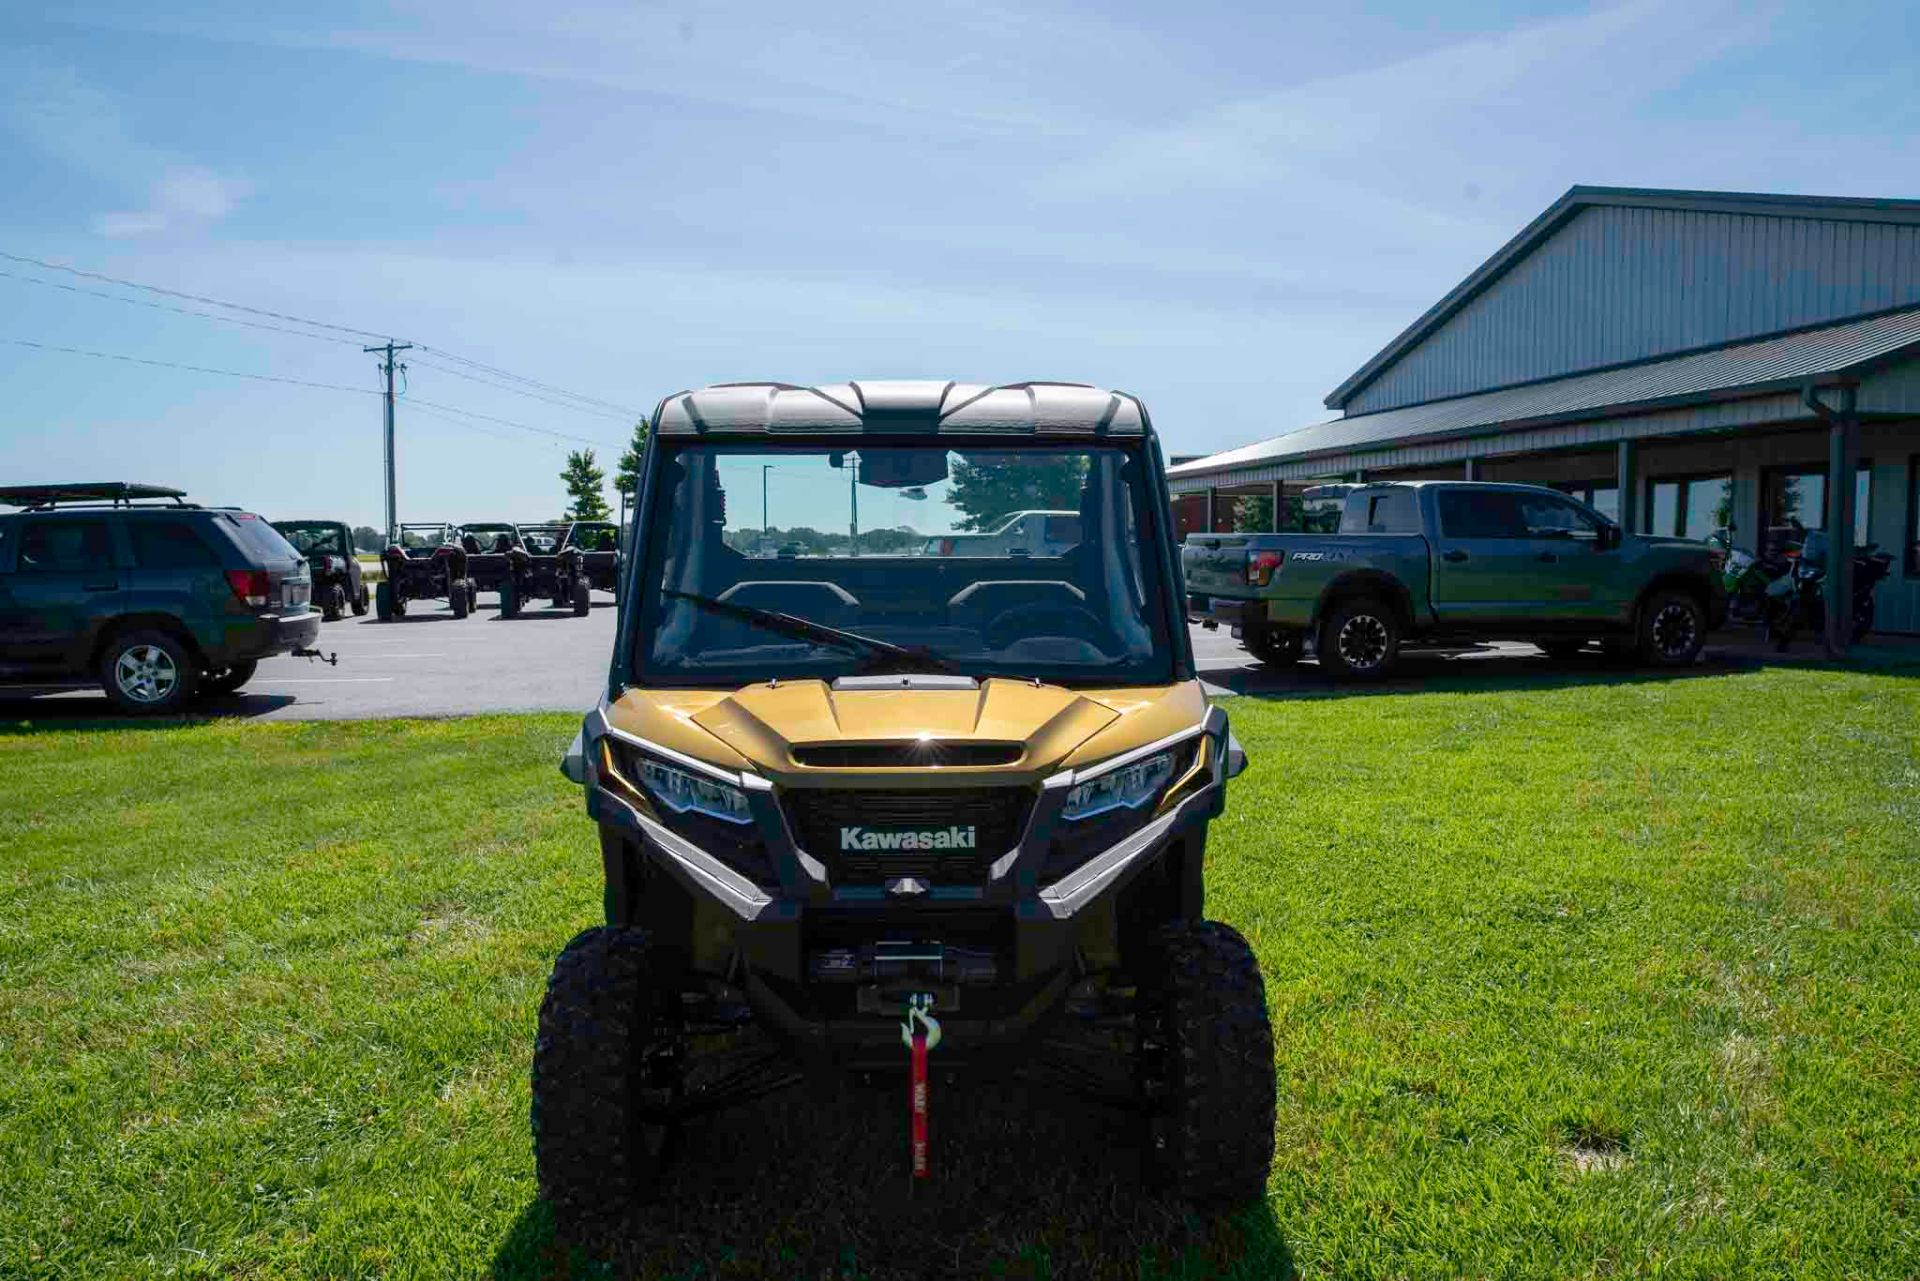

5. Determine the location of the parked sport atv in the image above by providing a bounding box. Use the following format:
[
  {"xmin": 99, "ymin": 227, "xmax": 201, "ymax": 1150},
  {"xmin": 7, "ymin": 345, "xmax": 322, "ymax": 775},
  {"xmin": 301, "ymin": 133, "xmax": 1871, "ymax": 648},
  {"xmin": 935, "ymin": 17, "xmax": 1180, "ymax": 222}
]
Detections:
[
  {"xmin": 376, "ymin": 523, "xmax": 476, "ymax": 620},
  {"xmin": 500, "ymin": 523, "xmax": 590, "ymax": 617},
  {"xmin": 272, "ymin": 519, "xmax": 369, "ymax": 621},
  {"xmin": 457, "ymin": 522, "xmax": 523, "ymax": 606},
  {"xmin": 540, "ymin": 380, "xmax": 1271, "ymax": 1238},
  {"xmin": 560, "ymin": 520, "xmax": 622, "ymax": 600}
]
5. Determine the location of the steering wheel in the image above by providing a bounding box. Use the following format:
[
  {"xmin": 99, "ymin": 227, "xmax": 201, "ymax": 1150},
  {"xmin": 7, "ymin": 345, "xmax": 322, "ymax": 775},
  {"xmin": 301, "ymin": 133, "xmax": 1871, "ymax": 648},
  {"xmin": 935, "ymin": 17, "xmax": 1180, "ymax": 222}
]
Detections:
[{"xmin": 982, "ymin": 602, "xmax": 1111, "ymax": 652}]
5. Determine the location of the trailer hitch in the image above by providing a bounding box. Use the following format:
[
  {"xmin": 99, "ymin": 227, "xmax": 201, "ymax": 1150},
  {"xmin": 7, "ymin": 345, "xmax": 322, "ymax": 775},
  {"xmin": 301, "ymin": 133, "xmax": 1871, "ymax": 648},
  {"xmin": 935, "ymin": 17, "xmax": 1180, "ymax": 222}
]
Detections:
[
  {"xmin": 290, "ymin": 646, "xmax": 338, "ymax": 666},
  {"xmin": 901, "ymin": 992, "xmax": 940, "ymax": 1184}
]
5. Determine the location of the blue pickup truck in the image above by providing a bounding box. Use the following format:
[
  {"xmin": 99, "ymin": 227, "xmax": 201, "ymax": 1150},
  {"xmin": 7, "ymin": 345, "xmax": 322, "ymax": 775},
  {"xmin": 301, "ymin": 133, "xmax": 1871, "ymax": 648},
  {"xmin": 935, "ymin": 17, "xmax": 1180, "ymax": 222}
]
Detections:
[{"xmin": 1183, "ymin": 481, "xmax": 1726, "ymax": 678}]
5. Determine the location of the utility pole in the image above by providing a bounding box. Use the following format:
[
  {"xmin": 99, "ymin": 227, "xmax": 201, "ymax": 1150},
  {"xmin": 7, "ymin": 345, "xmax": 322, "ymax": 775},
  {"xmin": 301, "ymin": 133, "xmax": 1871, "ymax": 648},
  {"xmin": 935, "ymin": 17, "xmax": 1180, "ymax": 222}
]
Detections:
[{"xmin": 364, "ymin": 341, "xmax": 412, "ymax": 543}]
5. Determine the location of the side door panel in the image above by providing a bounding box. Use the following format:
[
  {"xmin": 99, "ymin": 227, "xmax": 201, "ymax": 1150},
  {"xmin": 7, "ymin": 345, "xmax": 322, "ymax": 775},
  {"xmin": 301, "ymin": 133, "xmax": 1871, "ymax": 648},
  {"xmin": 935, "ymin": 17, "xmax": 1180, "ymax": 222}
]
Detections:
[
  {"xmin": 1426, "ymin": 489, "xmax": 1537, "ymax": 627},
  {"xmin": 3, "ymin": 517, "xmax": 124, "ymax": 672}
]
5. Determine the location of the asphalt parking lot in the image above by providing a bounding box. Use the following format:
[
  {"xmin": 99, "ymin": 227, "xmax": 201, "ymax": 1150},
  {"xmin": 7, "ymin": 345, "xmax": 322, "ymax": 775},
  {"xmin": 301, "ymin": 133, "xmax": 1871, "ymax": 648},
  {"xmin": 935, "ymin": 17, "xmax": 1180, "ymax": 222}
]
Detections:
[{"xmin": 8, "ymin": 607, "xmax": 1895, "ymax": 723}]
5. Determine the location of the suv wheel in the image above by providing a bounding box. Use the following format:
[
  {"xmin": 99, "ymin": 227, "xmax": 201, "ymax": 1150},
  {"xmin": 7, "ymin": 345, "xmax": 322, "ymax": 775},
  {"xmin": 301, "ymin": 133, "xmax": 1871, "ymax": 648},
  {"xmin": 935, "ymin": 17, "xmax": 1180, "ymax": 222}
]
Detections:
[
  {"xmin": 202, "ymin": 659, "xmax": 259, "ymax": 696},
  {"xmin": 100, "ymin": 629, "xmax": 199, "ymax": 715},
  {"xmin": 1318, "ymin": 595, "xmax": 1400, "ymax": 680},
  {"xmin": 1140, "ymin": 921, "xmax": 1275, "ymax": 1207},
  {"xmin": 1637, "ymin": 590, "xmax": 1706, "ymax": 667},
  {"xmin": 533, "ymin": 927, "xmax": 676, "ymax": 1240},
  {"xmin": 572, "ymin": 578, "xmax": 591, "ymax": 616}
]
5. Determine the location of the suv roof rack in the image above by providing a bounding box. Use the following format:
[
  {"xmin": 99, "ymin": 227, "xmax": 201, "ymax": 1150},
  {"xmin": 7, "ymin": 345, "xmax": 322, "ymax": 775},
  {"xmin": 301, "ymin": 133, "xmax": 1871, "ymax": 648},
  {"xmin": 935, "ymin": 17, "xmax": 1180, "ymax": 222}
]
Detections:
[{"xmin": 0, "ymin": 482, "xmax": 192, "ymax": 510}]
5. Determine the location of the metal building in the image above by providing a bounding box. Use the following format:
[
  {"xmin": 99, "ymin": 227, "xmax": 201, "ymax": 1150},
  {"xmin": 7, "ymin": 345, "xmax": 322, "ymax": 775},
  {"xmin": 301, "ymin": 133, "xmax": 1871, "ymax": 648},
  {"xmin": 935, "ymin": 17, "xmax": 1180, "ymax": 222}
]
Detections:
[{"xmin": 1167, "ymin": 186, "xmax": 1920, "ymax": 635}]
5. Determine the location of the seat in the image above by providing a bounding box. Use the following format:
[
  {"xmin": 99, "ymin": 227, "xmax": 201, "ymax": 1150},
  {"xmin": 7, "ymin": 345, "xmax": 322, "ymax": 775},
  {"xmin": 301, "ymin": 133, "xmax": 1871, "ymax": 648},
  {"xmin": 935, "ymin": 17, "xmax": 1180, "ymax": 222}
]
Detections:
[{"xmin": 460, "ymin": 534, "xmax": 482, "ymax": 554}]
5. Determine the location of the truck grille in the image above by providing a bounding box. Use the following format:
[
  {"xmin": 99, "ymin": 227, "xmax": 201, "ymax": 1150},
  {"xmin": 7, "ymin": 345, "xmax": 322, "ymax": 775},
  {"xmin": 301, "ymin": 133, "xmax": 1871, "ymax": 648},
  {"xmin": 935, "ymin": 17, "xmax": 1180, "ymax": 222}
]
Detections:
[{"xmin": 781, "ymin": 786, "xmax": 1034, "ymax": 885}]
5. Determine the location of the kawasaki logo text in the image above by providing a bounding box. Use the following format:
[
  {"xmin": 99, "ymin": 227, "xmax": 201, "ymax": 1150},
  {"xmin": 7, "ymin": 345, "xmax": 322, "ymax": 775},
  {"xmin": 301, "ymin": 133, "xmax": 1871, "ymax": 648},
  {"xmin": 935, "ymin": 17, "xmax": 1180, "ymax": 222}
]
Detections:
[{"xmin": 839, "ymin": 825, "xmax": 977, "ymax": 852}]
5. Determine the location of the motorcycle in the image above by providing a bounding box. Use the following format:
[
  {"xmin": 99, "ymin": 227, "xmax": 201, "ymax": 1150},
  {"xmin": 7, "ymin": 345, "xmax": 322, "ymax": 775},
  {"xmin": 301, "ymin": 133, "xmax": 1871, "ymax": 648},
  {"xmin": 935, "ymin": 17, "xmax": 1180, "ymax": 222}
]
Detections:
[
  {"xmin": 1711, "ymin": 524, "xmax": 1802, "ymax": 627},
  {"xmin": 1762, "ymin": 530, "xmax": 1895, "ymax": 651}
]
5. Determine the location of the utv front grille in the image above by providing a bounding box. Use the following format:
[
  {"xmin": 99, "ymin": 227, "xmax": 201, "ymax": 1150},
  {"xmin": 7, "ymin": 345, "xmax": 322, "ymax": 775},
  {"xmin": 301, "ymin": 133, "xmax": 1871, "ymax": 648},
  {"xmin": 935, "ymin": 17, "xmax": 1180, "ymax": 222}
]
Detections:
[
  {"xmin": 791, "ymin": 741, "xmax": 1024, "ymax": 769},
  {"xmin": 781, "ymin": 786, "xmax": 1034, "ymax": 886}
]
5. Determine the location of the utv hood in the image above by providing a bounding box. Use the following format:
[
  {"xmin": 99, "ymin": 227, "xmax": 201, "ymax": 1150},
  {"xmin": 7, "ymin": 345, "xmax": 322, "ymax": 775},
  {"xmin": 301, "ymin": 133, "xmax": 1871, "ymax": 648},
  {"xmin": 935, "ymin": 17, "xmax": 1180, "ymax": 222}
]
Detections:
[{"xmin": 603, "ymin": 678, "xmax": 1207, "ymax": 784}]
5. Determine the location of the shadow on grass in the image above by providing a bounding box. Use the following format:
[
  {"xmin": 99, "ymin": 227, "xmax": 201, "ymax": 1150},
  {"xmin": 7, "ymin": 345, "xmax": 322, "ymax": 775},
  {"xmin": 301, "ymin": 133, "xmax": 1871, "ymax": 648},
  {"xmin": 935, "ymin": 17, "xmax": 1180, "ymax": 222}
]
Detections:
[
  {"xmin": 0, "ymin": 689, "xmax": 298, "ymax": 731},
  {"xmin": 1201, "ymin": 640, "xmax": 1920, "ymax": 704},
  {"xmin": 491, "ymin": 1079, "xmax": 1292, "ymax": 1281}
]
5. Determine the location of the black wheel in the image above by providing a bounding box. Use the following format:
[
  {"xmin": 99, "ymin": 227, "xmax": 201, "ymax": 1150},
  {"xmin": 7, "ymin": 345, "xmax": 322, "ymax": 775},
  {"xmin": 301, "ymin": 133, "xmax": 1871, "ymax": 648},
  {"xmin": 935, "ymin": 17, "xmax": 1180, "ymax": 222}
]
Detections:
[
  {"xmin": 572, "ymin": 578, "xmax": 591, "ymax": 616},
  {"xmin": 1317, "ymin": 595, "xmax": 1400, "ymax": 680},
  {"xmin": 501, "ymin": 579, "xmax": 520, "ymax": 618},
  {"xmin": 98, "ymin": 628, "xmax": 200, "ymax": 715},
  {"xmin": 1637, "ymin": 589, "xmax": 1706, "ymax": 667},
  {"xmin": 375, "ymin": 580, "xmax": 395, "ymax": 621},
  {"xmin": 1140, "ymin": 920, "xmax": 1276, "ymax": 1207},
  {"xmin": 1245, "ymin": 627, "xmax": 1303, "ymax": 668},
  {"xmin": 451, "ymin": 579, "xmax": 471, "ymax": 618},
  {"xmin": 533, "ymin": 927, "xmax": 676, "ymax": 1241},
  {"xmin": 202, "ymin": 658, "xmax": 258, "ymax": 696},
  {"xmin": 322, "ymin": 585, "xmax": 346, "ymax": 623},
  {"xmin": 1537, "ymin": 639, "xmax": 1589, "ymax": 660},
  {"xmin": 352, "ymin": 583, "xmax": 370, "ymax": 616},
  {"xmin": 466, "ymin": 580, "xmax": 478, "ymax": 614}
]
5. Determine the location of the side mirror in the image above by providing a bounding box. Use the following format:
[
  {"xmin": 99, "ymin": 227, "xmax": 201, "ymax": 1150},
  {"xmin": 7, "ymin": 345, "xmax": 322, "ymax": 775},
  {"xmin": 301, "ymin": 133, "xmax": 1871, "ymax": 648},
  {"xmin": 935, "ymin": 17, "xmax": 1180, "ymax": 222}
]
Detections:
[
  {"xmin": 1225, "ymin": 731, "xmax": 1249, "ymax": 780},
  {"xmin": 1596, "ymin": 522, "xmax": 1622, "ymax": 551},
  {"xmin": 560, "ymin": 730, "xmax": 587, "ymax": 785}
]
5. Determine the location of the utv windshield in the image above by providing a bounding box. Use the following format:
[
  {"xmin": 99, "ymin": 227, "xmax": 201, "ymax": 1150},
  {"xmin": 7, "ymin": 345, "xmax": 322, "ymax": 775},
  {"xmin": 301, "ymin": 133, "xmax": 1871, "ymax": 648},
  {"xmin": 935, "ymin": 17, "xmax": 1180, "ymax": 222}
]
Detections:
[
  {"xmin": 273, "ymin": 524, "xmax": 347, "ymax": 555},
  {"xmin": 634, "ymin": 442, "xmax": 1174, "ymax": 686}
]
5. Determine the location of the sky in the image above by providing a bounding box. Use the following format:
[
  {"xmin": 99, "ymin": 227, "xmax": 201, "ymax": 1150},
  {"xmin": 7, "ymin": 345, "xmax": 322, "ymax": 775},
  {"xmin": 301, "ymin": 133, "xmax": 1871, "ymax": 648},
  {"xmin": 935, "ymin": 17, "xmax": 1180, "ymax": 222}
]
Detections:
[{"xmin": 2, "ymin": 0, "xmax": 1917, "ymax": 532}]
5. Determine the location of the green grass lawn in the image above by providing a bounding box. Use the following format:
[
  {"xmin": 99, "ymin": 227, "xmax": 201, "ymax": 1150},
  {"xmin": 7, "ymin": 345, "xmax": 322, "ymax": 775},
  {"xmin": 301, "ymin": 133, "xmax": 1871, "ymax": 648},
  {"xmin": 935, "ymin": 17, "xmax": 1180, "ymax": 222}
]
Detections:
[{"xmin": 2, "ymin": 666, "xmax": 1917, "ymax": 1278}]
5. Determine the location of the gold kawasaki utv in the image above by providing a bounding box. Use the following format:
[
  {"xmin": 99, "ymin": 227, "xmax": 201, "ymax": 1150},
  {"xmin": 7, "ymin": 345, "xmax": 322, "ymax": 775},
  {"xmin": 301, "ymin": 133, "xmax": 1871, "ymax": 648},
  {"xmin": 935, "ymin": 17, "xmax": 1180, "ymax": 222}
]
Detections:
[{"xmin": 541, "ymin": 381, "xmax": 1272, "ymax": 1232}]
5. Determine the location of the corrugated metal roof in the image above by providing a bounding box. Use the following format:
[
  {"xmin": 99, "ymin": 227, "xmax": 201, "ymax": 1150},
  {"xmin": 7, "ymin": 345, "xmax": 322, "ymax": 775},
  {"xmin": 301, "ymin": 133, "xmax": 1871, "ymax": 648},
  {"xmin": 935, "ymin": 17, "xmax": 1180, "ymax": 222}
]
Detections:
[
  {"xmin": 653, "ymin": 380, "xmax": 1148, "ymax": 436},
  {"xmin": 1168, "ymin": 304, "xmax": 1920, "ymax": 485},
  {"xmin": 1326, "ymin": 185, "xmax": 1920, "ymax": 410}
]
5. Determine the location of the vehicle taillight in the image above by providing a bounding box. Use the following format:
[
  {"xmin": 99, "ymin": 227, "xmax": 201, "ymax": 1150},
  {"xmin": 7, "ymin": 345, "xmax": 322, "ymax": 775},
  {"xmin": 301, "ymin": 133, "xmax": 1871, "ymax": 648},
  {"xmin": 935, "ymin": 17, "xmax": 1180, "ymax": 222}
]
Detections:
[
  {"xmin": 225, "ymin": 568, "xmax": 271, "ymax": 607},
  {"xmin": 1246, "ymin": 549, "xmax": 1285, "ymax": 587}
]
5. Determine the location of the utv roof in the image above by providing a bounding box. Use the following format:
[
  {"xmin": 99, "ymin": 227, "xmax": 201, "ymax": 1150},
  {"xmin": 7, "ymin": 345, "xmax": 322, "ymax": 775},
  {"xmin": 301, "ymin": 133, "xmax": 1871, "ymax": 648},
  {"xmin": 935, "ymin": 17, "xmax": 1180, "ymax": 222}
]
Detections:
[
  {"xmin": 0, "ymin": 481, "xmax": 188, "ymax": 509},
  {"xmin": 651, "ymin": 380, "xmax": 1150, "ymax": 437}
]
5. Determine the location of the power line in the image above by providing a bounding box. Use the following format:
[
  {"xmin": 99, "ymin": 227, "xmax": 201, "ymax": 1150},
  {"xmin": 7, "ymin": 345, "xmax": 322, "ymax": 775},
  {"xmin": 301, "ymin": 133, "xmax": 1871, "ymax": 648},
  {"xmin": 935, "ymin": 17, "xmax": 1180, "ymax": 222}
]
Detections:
[
  {"xmin": 0, "ymin": 336, "xmax": 383, "ymax": 395},
  {"xmin": 0, "ymin": 268, "xmax": 369, "ymax": 347},
  {"xmin": 403, "ymin": 395, "xmax": 612, "ymax": 447},
  {"xmin": 0, "ymin": 250, "xmax": 394, "ymax": 343},
  {"xmin": 0, "ymin": 248, "xmax": 647, "ymax": 420},
  {"xmin": 407, "ymin": 353, "xmax": 636, "ymax": 421}
]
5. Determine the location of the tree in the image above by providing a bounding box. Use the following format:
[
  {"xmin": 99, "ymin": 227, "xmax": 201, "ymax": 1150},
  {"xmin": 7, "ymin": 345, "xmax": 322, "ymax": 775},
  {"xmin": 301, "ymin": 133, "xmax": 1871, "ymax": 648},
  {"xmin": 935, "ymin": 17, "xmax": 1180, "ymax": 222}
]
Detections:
[
  {"xmin": 350, "ymin": 525, "xmax": 384, "ymax": 552},
  {"xmin": 614, "ymin": 419, "xmax": 651, "ymax": 499},
  {"xmin": 1232, "ymin": 496, "xmax": 1273, "ymax": 533},
  {"xmin": 561, "ymin": 449, "xmax": 611, "ymax": 521},
  {"xmin": 946, "ymin": 455, "xmax": 1087, "ymax": 531}
]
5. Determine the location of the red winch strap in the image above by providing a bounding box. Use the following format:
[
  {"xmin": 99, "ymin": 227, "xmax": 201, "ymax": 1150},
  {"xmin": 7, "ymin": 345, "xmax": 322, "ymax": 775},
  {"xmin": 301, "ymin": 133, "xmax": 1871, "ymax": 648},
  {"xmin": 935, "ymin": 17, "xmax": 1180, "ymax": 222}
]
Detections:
[{"xmin": 910, "ymin": 1030, "xmax": 930, "ymax": 1180}]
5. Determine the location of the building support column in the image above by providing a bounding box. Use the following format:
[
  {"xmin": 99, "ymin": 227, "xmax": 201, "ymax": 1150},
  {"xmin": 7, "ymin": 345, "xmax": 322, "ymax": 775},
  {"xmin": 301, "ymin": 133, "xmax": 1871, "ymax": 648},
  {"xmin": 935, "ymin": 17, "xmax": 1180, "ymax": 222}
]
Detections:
[
  {"xmin": 1270, "ymin": 480, "xmax": 1284, "ymax": 532},
  {"xmin": 1809, "ymin": 385, "xmax": 1860, "ymax": 659},
  {"xmin": 1615, "ymin": 440, "xmax": 1638, "ymax": 532},
  {"xmin": 1463, "ymin": 457, "xmax": 1479, "ymax": 481},
  {"xmin": 1205, "ymin": 487, "xmax": 1219, "ymax": 534}
]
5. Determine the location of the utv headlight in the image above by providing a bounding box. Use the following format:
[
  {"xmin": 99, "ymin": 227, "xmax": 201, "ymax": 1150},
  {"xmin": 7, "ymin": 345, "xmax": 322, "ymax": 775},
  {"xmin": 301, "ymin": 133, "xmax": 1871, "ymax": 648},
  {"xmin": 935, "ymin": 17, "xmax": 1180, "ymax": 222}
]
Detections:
[
  {"xmin": 1062, "ymin": 749, "xmax": 1178, "ymax": 822},
  {"xmin": 637, "ymin": 758, "xmax": 753, "ymax": 825}
]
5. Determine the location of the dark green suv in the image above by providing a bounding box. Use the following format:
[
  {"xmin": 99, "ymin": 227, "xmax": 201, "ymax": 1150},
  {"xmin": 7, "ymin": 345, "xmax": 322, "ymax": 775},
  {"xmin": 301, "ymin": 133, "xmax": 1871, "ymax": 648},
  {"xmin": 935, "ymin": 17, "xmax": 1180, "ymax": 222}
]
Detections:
[{"xmin": 0, "ymin": 483, "xmax": 321, "ymax": 714}]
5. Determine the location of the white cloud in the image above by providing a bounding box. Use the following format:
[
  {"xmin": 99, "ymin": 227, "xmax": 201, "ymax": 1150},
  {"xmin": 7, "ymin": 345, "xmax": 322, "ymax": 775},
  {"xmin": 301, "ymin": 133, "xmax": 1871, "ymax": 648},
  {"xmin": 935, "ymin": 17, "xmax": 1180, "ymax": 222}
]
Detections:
[{"xmin": 0, "ymin": 53, "xmax": 251, "ymax": 238}]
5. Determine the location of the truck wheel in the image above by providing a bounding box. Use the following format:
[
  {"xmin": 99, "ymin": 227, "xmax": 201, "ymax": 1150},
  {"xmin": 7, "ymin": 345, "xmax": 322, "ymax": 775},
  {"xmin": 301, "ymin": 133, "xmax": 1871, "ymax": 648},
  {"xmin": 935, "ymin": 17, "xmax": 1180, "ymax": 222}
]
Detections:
[
  {"xmin": 375, "ymin": 581, "xmax": 395, "ymax": 621},
  {"xmin": 572, "ymin": 578, "xmax": 591, "ymax": 616},
  {"xmin": 202, "ymin": 658, "xmax": 259, "ymax": 696},
  {"xmin": 533, "ymin": 927, "xmax": 676, "ymax": 1240},
  {"xmin": 501, "ymin": 580, "xmax": 520, "ymax": 619},
  {"xmin": 1140, "ymin": 921, "xmax": 1275, "ymax": 1207},
  {"xmin": 1246, "ymin": 627, "xmax": 1303, "ymax": 667},
  {"xmin": 1318, "ymin": 596, "xmax": 1400, "ymax": 680},
  {"xmin": 1637, "ymin": 589, "xmax": 1706, "ymax": 667},
  {"xmin": 99, "ymin": 629, "xmax": 200, "ymax": 715},
  {"xmin": 351, "ymin": 584, "xmax": 371, "ymax": 616},
  {"xmin": 451, "ymin": 580, "xmax": 471, "ymax": 619}
]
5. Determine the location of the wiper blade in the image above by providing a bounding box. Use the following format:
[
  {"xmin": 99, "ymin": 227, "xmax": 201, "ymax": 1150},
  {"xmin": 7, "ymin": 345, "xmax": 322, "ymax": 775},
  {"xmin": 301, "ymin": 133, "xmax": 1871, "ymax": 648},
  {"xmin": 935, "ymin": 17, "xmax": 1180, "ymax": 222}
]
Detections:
[{"xmin": 663, "ymin": 591, "xmax": 960, "ymax": 675}]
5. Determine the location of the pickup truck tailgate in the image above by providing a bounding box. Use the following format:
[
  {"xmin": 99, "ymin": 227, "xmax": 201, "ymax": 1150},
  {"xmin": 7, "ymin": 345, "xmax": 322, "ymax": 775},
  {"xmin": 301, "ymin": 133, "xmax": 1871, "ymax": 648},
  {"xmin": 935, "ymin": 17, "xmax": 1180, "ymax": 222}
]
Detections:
[{"xmin": 1182, "ymin": 536, "xmax": 1253, "ymax": 595}]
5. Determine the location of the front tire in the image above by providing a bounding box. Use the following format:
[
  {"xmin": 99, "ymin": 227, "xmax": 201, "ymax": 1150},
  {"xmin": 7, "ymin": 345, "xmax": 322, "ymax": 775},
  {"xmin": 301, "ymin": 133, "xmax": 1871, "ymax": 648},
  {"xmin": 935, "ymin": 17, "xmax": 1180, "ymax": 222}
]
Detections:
[
  {"xmin": 1318, "ymin": 595, "xmax": 1400, "ymax": 680},
  {"xmin": 451, "ymin": 579, "xmax": 471, "ymax": 618},
  {"xmin": 99, "ymin": 629, "xmax": 199, "ymax": 715},
  {"xmin": 375, "ymin": 580, "xmax": 395, "ymax": 621},
  {"xmin": 1141, "ymin": 921, "xmax": 1276, "ymax": 1207},
  {"xmin": 1637, "ymin": 589, "xmax": 1706, "ymax": 667},
  {"xmin": 533, "ymin": 927, "xmax": 674, "ymax": 1240},
  {"xmin": 572, "ymin": 578, "xmax": 591, "ymax": 616}
]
